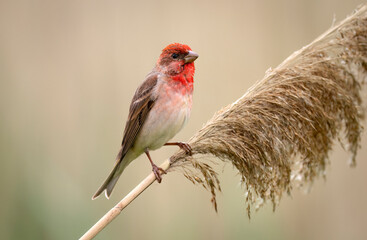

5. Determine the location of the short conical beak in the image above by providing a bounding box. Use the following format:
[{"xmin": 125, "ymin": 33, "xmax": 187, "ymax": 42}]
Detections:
[{"xmin": 184, "ymin": 51, "xmax": 199, "ymax": 63}]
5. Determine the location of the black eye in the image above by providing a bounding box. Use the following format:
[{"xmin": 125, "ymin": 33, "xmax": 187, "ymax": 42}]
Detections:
[{"xmin": 171, "ymin": 53, "xmax": 179, "ymax": 59}]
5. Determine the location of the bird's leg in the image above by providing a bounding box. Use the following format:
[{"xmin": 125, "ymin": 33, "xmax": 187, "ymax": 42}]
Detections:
[
  {"xmin": 164, "ymin": 142, "xmax": 192, "ymax": 155},
  {"xmin": 145, "ymin": 149, "xmax": 166, "ymax": 183}
]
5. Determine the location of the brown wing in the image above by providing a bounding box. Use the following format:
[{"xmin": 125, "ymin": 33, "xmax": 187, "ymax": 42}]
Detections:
[{"xmin": 116, "ymin": 72, "xmax": 159, "ymax": 162}]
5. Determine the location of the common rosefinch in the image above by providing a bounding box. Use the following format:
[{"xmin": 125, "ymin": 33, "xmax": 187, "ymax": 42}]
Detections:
[{"xmin": 92, "ymin": 43, "xmax": 198, "ymax": 199}]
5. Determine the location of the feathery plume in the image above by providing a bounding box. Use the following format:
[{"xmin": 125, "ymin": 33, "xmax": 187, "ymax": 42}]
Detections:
[{"xmin": 169, "ymin": 5, "xmax": 367, "ymax": 216}]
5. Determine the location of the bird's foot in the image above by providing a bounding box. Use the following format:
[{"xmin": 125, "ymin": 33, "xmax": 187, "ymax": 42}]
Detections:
[
  {"xmin": 152, "ymin": 164, "xmax": 167, "ymax": 183},
  {"xmin": 164, "ymin": 142, "xmax": 192, "ymax": 155},
  {"xmin": 176, "ymin": 142, "xmax": 192, "ymax": 155}
]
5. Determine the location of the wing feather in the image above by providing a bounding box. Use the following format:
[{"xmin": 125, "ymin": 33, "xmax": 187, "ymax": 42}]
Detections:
[{"xmin": 117, "ymin": 72, "xmax": 159, "ymax": 163}]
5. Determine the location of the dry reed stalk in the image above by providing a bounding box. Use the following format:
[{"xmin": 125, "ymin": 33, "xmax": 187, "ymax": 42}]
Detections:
[{"xmin": 81, "ymin": 5, "xmax": 367, "ymax": 239}]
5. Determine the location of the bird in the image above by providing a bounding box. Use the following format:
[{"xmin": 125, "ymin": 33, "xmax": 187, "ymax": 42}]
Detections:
[{"xmin": 92, "ymin": 43, "xmax": 198, "ymax": 200}]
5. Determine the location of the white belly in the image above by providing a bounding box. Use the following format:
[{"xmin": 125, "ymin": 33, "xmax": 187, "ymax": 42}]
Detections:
[{"xmin": 132, "ymin": 89, "xmax": 192, "ymax": 152}]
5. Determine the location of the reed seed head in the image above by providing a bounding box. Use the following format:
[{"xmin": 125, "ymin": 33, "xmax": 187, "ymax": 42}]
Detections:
[{"xmin": 169, "ymin": 5, "xmax": 367, "ymax": 216}]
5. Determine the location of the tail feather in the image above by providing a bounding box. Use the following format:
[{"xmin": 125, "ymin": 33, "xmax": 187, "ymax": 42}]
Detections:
[
  {"xmin": 92, "ymin": 165, "xmax": 121, "ymax": 200},
  {"xmin": 105, "ymin": 174, "xmax": 120, "ymax": 198},
  {"xmin": 92, "ymin": 149, "xmax": 131, "ymax": 200}
]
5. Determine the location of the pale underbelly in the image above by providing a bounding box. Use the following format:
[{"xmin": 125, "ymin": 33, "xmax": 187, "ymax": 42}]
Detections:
[{"xmin": 132, "ymin": 93, "xmax": 192, "ymax": 152}]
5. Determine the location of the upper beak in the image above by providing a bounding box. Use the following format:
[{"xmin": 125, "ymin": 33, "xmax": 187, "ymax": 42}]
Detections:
[{"xmin": 184, "ymin": 51, "xmax": 199, "ymax": 63}]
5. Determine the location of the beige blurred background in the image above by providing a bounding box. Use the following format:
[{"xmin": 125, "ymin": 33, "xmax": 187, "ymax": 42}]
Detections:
[{"xmin": 1, "ymin": 0, "xmax": 367, "ymax": 239}]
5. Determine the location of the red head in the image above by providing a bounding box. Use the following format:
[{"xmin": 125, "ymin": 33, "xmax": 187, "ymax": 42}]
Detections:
[{"xmin": 156, "ymin": 43, "xmax": 198, "ymax": 84}]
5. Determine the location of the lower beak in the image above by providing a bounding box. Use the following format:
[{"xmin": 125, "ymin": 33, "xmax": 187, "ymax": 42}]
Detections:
[{"xmin": 184, "ymin": 51, "xmax": 199, "ymax": 63}]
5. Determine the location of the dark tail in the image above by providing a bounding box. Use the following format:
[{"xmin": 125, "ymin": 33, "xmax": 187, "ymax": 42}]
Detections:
[{"xmin": 92, "ymin": 149, "xmax": 129, "ymax": 200}]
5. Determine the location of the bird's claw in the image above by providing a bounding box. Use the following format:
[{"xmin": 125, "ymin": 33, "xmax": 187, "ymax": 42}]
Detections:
[
  {"xmin": 152, "ymin": 164, "xmax": 166, "ymax": 183},
  {"xmin": 177, "ymin": 142, "xmax": 192, "ymax": 155}
]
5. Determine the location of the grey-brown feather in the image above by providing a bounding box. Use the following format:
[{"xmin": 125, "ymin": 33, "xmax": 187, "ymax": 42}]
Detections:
[
  {"xmin": 119, "ymin": 72, "xmax": 158, "ymax": 161},
  {"xmin": 92, "ymin": 72, "xmax": 158, "ymax": 199}
]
